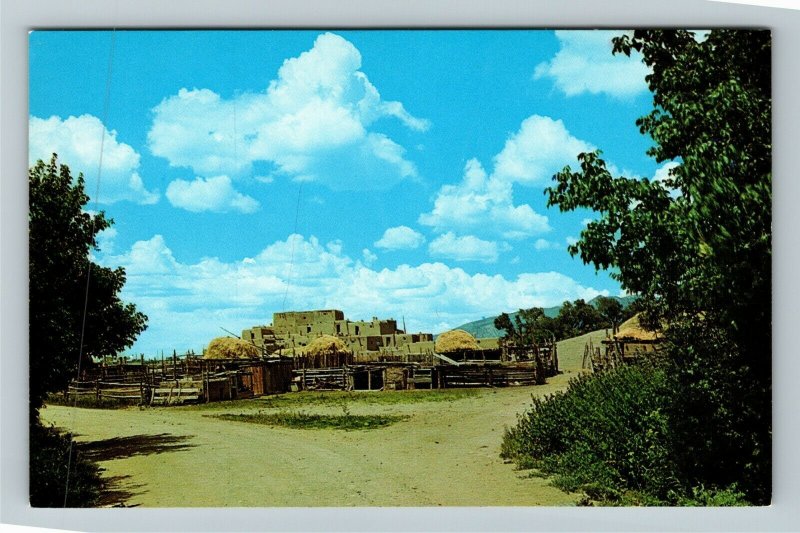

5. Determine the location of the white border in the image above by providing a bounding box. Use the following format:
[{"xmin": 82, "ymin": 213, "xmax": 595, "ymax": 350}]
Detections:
[{"xmin": 3, "ymin": 0, "xmax": 799, "ymax": 531}]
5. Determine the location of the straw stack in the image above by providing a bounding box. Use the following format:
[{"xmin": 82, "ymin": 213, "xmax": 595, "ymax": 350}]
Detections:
[
  {"xmin": 435, "ymin": 329, "xmax": 480, "ymax": 353},
  {"xmin": 203, "ymin": 336, "xmax": 261, "ymax": 359},
  {"xmin": 303, "ymin": 335, "xmax": 353, "ymax": 357}
]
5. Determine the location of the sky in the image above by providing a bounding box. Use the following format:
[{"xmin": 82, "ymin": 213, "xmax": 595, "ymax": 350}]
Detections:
[{"xmin": 29, "ymin": 29, "xmax": 672, "ymax": 356}]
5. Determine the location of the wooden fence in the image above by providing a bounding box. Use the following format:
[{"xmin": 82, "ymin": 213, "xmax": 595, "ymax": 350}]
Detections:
[
  {"xmin": 67, "ymin": 380, "xmax": 144, "ymax": 403},
  {"xmin": 436, "ymin": 363, "xmax": 540, "ymax": 388}
]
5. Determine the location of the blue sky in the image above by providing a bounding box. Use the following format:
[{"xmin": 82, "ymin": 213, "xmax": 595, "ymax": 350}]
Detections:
[{"xmin": 29, "ymin": 29, "xmax": 672, "ymax": 355}]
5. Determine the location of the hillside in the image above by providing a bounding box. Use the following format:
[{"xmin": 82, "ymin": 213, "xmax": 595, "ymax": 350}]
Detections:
[{"xmin": 450, "ymin": 295, "xmax": 637, "ymax": 339}]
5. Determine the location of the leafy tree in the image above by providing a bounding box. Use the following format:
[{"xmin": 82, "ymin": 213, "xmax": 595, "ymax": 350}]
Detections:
[
  {"xmin": 554, "ymin": 299, "xmax": 603, "ymax": 339},
  {"xmin": 495, "ymin": 307, "xmax": 557, "ymax": 345},
  {"xmin": 29, "ymin": 154, "xmax": 148, "ymax": 414},
  {"xmin": 545, "ymin": 30, "xmax": 770, "ymax": 503},
  {"xmin": 595, "ymin": 296, "xmax": 624, "ymax": 334}
]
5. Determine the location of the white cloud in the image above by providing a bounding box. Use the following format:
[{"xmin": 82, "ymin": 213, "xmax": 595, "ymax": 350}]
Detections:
[
  {"xmin": 534, "ymin": 238, "xmax": 560, "ymax": 251},
  {"xmin": 102, "ymin": 233, "xmax": 608, "ymax": 354},
  {"xmin": 29, "ymin": 114, "xmax": 159, "ymax": 204},
  {"xmin": 534, "ymin": 30, "xmax": 650, "ymax": 98},
  {"xmin": 419, "ymin": 159, "xmax": 551, "ymax": 240},
  {"xmin": 652, "ymin": 161, "xmax": 682, "ymax": 198},
  {"xmin": 165, "ymin": 175, "xmax": 260, "ymax": 213},
  {"xmin": 148, "ymin": 32, "xmax": 428, "ymax": 191},
  {"xmin": 96, "ymin": 226, "xmax": 118, "ymax": 254},
  {"xmin": 374, "ymin": 225, "xmax": 426, "ymax": 250},
  {"xmin": 419, "ymin": 115, "xmax": 591, "ymax": 240},
  {"xmin": 492, "ymin": 115, "xmax": 594, "ymax": 185},
  {"xmin": 428, "ymin": 232, "xmax": 507, "ymax": 263},
  {"xmin": 362, "ymin": 248, "xmax": 378, "ymax": 266}
]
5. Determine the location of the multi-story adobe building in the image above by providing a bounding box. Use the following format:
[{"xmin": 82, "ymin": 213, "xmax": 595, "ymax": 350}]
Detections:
[{"xmin": 242, "ymin": 309, "xmax": 439, "ymax": 357}]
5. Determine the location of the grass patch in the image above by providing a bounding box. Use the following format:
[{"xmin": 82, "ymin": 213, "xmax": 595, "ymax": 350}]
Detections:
[
  {"xmin": 211, "ymin": 411, "xmax": 408, "ymax": 430},
  {"xmin": 181, "ymin": 388, "xmax": 483, "ymax": 411}
]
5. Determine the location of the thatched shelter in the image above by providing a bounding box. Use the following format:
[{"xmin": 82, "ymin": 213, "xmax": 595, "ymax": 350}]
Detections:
[
  {"xmin": 435, "ymin": 329, "xmax": 480, "ymax": 353},
  {"xmin": 204, "ymin": 336, "xmax": 261, "ymax": 359}
]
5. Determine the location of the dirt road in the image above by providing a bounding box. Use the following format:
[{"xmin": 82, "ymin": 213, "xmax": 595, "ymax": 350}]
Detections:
[{"xmin": 41, "ymin": 332, "xmax": 602, "ymax": 507}]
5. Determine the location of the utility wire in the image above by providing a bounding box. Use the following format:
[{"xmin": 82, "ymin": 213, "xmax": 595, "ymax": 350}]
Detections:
[
  {"xmin": 63, "ymin": 28, "xmax": 117, "ymax": 508},
  {"xmin": 281, "ymin": 183, "xmax": 303, "ymax": 310}
]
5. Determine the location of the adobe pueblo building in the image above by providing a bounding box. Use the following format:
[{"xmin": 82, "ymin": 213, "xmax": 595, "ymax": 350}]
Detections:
[{"xmin": 242, "ymin": 309, "xmax": 448, "ymax": 359}]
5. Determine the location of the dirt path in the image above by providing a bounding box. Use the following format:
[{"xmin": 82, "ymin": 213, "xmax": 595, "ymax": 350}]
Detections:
[{"xmin": 41, "ymin": 332, "xmax": 603, "ymax": 507}]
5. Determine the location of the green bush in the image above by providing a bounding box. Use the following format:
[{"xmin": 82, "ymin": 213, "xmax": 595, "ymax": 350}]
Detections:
[
  {"xmin": 502, "ymin": 354, "xmax": 767, "ymax": 506},
  {"xmin": 30, "ymin": 423, "xmax": 103, "ymax": 507},
  {"xmin": 502, "ymin": 363, "xmax": 684, "ymax": 504}
]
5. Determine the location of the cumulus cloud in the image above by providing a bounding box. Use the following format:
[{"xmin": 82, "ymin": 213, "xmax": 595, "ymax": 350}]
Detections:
[
  {"xmin": 148, "ymin": 32, "xmax": 428, "ymax": 191},
  {"xmin": 419, "ymin": 116, "xmax": 592, "ymax": 240},
  {"xmin": 534, "ymin": 238, "xmax": 560, "ymax": 251},
  {"xmin": 102, "ymin": 233, "xmax": 608, "ymax": 354},
  {"xmin": 428, "ymin": 232, "xmax": 508, "ymax": 263},
  {"xmin": 534, "ymin": 30, "xmax": 650, "ymax": 98},
  {"xmin": 165, "ymin": 175, "xmax": 260, "ymax": 213},
  {"xmin": 29, "ymin": 114, "xmax": 159, "ymax": 204},
  {"xmin": 362, "ymin": 248, "xmax": 378, "ymax": 266},
  {"xmin": 374, "ymin": 225, "xmax": 426, "ymax": 250},
  {"xmin": 95, "ymin": 226, "xmax": 118, "ymax": 254},
  {"xmin": 647, "ymin": 160, "xmax": 681, "ymax": 199},
  {"xmin": 492, "ymin": 115, "xmax": 594, "ymax": 185},
  {"xmin": 419, "ymin": 159, "xmax": 551, "ymax": 240}
]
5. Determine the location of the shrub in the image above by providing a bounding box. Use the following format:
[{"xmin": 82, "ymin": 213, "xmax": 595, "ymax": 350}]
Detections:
[
  {"xmin": 502, "ymin": 362, "xmax": 684, "ymax": 503},
  {"xmin": 30, "ymin": 423, "xmax": 103, "ymax": 507}
]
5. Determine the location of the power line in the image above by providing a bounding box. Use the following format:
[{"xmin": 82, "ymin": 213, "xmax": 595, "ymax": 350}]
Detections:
[{"xmin": 63, "ymin": 28, "xmax": 117, "ymax": 508}]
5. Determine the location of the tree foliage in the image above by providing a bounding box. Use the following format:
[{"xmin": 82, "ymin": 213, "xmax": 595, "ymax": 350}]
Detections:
[
  {"xmin": 543, "ymin": 30, "xmax": 771, "ymax": 503},
  {"xmin": 494, "ymin": 297, "xmax": 635, "ymax": 345},
  {"xmin": 29, "ymin": 155, "xmax": 148, "ymax": 416}
]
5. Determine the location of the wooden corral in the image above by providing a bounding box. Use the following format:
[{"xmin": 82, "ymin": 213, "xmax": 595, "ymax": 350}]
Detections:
[
  {"xmin": 290, "ymin": 359, "xmax": 544, "ymax": 392},
  {"xmin": 65, "ymin": 338, "xmax": 558, "ymax": 403},
  {"xmin": 584, "ymin": 314, "xmax": 664, "ymax": 373},
  {"xmin": 436, "ymin": 362, "xmax": 541, "ymax": 388},
  {"xmin": 68, "ymin": 356, "xmax": 294, "ymax": 405},
  {"xmin": 501, "ymin": 341, "xmax": 558, "ymax": 378},
  {"xmin": 67, "ymin": 379, "xmax": 145, "ymax": 404}
]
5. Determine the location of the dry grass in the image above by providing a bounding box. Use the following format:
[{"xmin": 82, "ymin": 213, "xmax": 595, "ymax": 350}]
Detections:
[
  {"xmin": 302, "ymin": 335, "xmax": 352, "ymax": 356},
  {"xmin": 435, "ymin": 329, "xmax": 479, "ymax": 353},
  {"xmin": 614, "ymin": 314, "xmax": 661, "ymax": 341},
  {"xmin": 204, "ymin": 337, "xmax": 261, "ymax": 359}
]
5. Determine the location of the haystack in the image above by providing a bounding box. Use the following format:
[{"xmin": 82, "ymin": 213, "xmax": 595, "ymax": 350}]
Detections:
[
  {"xmin": 302, "ymin": 335, "xmax": 353, "ymax": 356},
  {"xmin": 204, "ymin": 336, "xmax": 261, "ymax": 359},
  {"xmin": 435, "ymin": 329, "xmax": 480, "ymax": 353},
  {"xmin": 614, "ymin": 314, "xmax": 661, "ymax": 341}
]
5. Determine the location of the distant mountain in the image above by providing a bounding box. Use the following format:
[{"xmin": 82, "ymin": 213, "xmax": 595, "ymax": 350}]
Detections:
[{"xmin": 449, "ymin": 295, "xmax": 638, "ymax": 339}]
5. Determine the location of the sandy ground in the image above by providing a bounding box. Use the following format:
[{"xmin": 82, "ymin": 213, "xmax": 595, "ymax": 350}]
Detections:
[{"xmin": 41, "ymin": 331, "xmax": 605, "ymax": 507}]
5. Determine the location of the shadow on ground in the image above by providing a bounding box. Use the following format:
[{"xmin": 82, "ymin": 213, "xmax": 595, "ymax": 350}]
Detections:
[
  {"xmin": 94, "ymin": 474, "xmax": 144, "ymax": 507},
  {"xmin": 79, "ymin": 433, "xmax": 195, "ymax": 462}
]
